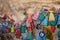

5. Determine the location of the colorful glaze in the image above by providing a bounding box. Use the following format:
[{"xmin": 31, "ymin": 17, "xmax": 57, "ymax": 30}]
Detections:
[
  {"xmin": 20, "ymin": 25, "xmax": 26, "ymax": 33},
  {"xmin": 42, "ymin": 16, "xmax": 48, "ymax": 26},
  {"xmin": 49, "ymin": 11, "xmax": 55, "ymax": 22},
  {"xmin": 36, "ymin": 32, "xmax": 41, "ymax": 40},
  {"xmin": 27, "ymin": 32, "xmax": 33, "ymax": 40},
  {"xmin": 27, "ymin": 15, "xmax": 32, "ymax": 23},
  {"xmin": 33, "ymin": 11, "xmax": 40, "ymax": 20},
  {"xmin": 1, "ymin": 22, "xmax": 7, "ymax": 31},
  {"xmin": 16, "ymin": 29, "xmax": 21, "ymax": 37},
  {"xmin": 22, "ymin": 33, "xmax": 27, "ymax": 40},
  {"xmin": 50, "ymin": 26, "xmax": 56, "ymax": 33},
  {"xmin": 38, "ymin": 11, "xmax": 47, "ymax": 21},
  {"xmin": 49, "ymin": 13, "xmax": 58, "ymax": 26},
  {"xmin": 42, "ymin": 35, "xmax": 46, "ymax": 40},
  {"xmin": 30, "ymin": 21, "xmax": 35, "ymax": 29},
  {"xmin": 15, "ymin": 23, "xmax": 20, "ymax": 30},
  {"xmin": 26, "ymin": 21, "xmax": 31, "ymax": 27},
  {"xmin": 11, "ymin": 25, "xmax": 15, "ymax": 33}
]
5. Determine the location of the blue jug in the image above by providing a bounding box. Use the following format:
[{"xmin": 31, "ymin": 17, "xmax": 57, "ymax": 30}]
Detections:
[
  {"xmin": 42, "ymin": 16, "xmax": 48, "ymax": 26},
  {"xmin": 22, "ymin": 33, "xmax": 27, "ymax": 40}
]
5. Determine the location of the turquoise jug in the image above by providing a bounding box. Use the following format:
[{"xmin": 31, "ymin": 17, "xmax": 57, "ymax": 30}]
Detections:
[
  {"xmin": 42, "ymin": 35, "xmax": 46, "ymax": 40},
  {"xmin": 58, "ymin": 31, "xmax": 60, "ymax": 38},
  {"xmin": 38, "ymin": 11, "xmax": 47, "ymax": 21},
  {"xmin": 27, "ymin": 32, "xmax": 33, "ymax": 40},
  {"xmin": 20, "ymin": 25, "xmax": 26, "ymax": 33}
]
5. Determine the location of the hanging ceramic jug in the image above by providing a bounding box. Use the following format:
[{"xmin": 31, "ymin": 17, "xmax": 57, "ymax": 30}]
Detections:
[
  {"xmin": 8, "ymin": 21, "xmax": 13, "ymax": 28},
  {"xmin": 26, "ymin": 21, "xmax": 31, "ymax": 27},
  {"xmin": 30, "ymin": 21, "xmax": 35, "ymax": 29},
  {"xmin": 57, "ymin": 15, "xmax": 60, "ymax": 29},
  {"xmin": 11, "ymin": 25, "xmax": 15, "ymax": 33},
  {"xmin": 46, "ymin": 27, "xmax": 53, "ymax": 40},
  {"xmin": 49, "ymin": 13, "xmax": 58, "ymax": 26},
  {"xmin": 45, "ymin": 26, "xmax": 51, "ymax": 30},
  {"xmin": 58, "ymin": 31, "xmax": 60, "ymax": 40},
  {"xmin": 27, "ymin": 15, "xmax": 32, "ymax": 23},
  {"xmin": 42, "ymin": 16, "xmax": 48, "ymax": 26},
  {"xmin": 1, "ymin": 22, "xmax": 7, "ymax": 31},
  {"xmin": 20, "ymin": 25, "xmax": 26, "ymax": 33},
  {"xmin": 3, "ymin": 28, "xmax": 9, "ymax": 33},
  {"xmin": 32, "ymin": 11, "xmax": 40, "ymax": 20},
  {"xmin": 27, "ymin": 32, "xmax": 33, "ymax": 40},
  {"xmin": 26, "ymin": 21, "xmax": 31, "ymax": 31},
  {"xmin": 38, "ymin": 11, "xmax": 47, "ymax": 21},
  {"xmin": 41, "ymin": 32, "xmax": 46, "ymax": 40},
  {"xmin": 49, "ymin": 11, "xmax": 55, "ymax": 22},
  {"xmin": 36, "ymin": 32, "xmax": 41, "ymax": 40},
  {"xmin": 22, "ymin": 33, "xmax": 27, "ymax": 40},
  {"xmin": 50, "ymin": 26, "xmax": 56, "ymax": 33},
  {"xmin": 15, "ymin": 23, "xmax": 20, "ymax": 30},
  {"xmin": 16, "ymin": 29, "xmax": 22, "ymax": 37}
]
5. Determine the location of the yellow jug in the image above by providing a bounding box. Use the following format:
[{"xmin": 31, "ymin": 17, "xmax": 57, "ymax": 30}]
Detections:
[
  {"xmin": 49, "ymin": 11, "xmax": 55, "ymax": 22},
  {"xmin": 11, "ymin": 25, "xmax": 15, "ymax": 33}
]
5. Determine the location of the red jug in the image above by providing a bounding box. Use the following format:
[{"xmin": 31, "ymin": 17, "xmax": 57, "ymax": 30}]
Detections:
[{"xmin": 16, "ymin": 29, "xmax": 22, "ymax": 37}]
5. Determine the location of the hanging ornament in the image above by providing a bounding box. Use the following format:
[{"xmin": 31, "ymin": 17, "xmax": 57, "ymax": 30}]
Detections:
[
  {"xmin": 49, "ymin": 11, "xmax": 55, "ymax": 22},
  {"xmin": 27, "ymin": 32, "xmax": 33, "ymax": 40},
  {"xmin": 26, "ymin": 21, "xmax": 31, "ymax": 27},
  {"xmin": 46, "ymin": 27, "xmax": 53, "ymax": 40},
  {"xmin": 42, "ymin": 35, "xmax": 46, "ymax": 40},
  {"xmin": 3, "ymin": 28, "xmax": 9, "ymax": 33},
  {"xmin": 58, "ymin": 31, "xmax": 60, "ymax": 40},
  {"xmin": 8, "ymin": 21, "xmax": 13, "ymax": 28},
  {"xmin": 27, "ymin": 15, "xmax": 32, "ymax": 23},
  {"xmin": 57, "ymin": 15, "xmax": 60, "ymax": 29},
  {"xmin": 45, "ymin": 26, "xmax": 51, "ymax": 30},
  {"xmin": 16, "ymin": 29, "xmax": 22, "ymax": 37},
  {"xmin": 42, "ymin": 16, "xmax": 48, "ymax": 26},
  {"xmin": 15, "ymin": 23, "xmax": 20, "ymax": 30},
  {"xmin": 1, "ymin": 22, "xmax": 7, "ymax": 31},
  {"xmin": 38, "ymin": 11, "xmax": 47, "ymax": 21},
  {"xmin": 36, "ymin": 32, "xmax": 41, "ymax": 40},
  {"xmin": 50, "ymin": 26, "xmax": 56, "ymax": 33},
  {"xmin": 20, "ymin": 25, "xmax": 26, "ymax": 33},
  {"xmin": 11, "ymin": 25, "xmax": 15, "ymax": 33},
  {"xmin": 32, "ymin": 11, "xmax": 40, "ymax": 20},
  {"xmin": 22, "ymin": 33, "xmax": 27, "ymax": 40},
  {"xmin": 30, "ymin": 21, "xmax": 36, "ymax": 29},
  {"xmin": 26, "ymin": 27, "xmax": 31, "ymax": 32},
  {"xmin": 26, "ymin": 21, "xmax": 31, "ymax": 31},
  {"xmin": 49, "ymin": 14, "xmax": 58, "ymax": 26}
]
